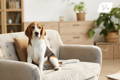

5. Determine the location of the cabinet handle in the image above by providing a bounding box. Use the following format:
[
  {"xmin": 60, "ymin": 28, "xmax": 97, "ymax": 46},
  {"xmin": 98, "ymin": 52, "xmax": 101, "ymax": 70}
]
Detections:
[
  {"xmin": 100, "ymin": 47, "xmax": 108, "ymax": 52},
  {"xmin": 103, "ymin": 48, "xmax": 108, "ymax": 52},
  {"xmin": 72, "ymin": 24, "xmax": 80, "ymax": 27},
  {"xmin": 73, "ymin": 36, "xmax": 80, "ymax": 39}
]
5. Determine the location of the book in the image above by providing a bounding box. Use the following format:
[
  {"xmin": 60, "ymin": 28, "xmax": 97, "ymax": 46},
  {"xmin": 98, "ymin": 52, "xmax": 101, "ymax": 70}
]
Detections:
[
  {"xmin": 15, "ymin": 13, "xmax": 21, "ymax": 24},
  {"xmin": 16, "ymin": 0, "xmax": 20, "ymax": 9},
  {"xmin": 106, "ymin": 73, "xmax": 120, "ymax": 80}
]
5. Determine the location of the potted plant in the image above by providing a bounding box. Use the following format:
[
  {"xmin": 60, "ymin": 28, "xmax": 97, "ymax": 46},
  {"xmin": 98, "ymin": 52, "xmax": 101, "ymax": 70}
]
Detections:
[
  {"xmin": 88, "ymin": 7, "xmax": 120, "ymax": 42},
  {"xmin": 74, "ymin": 2, "xmax": 86, "ymax": 21}
]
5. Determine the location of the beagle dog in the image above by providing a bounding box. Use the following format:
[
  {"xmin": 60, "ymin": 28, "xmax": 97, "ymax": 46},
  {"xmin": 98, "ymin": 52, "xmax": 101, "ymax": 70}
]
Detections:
[{"xmin": 25, "ymin": 22, "xmax": 60, "ymax": 72}]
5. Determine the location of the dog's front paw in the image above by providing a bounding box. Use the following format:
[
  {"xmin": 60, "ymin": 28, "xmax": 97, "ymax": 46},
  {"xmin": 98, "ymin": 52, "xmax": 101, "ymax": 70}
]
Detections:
[{"xmin": 54, "ymin": 67, "xmax": 61, "ymax": 71}]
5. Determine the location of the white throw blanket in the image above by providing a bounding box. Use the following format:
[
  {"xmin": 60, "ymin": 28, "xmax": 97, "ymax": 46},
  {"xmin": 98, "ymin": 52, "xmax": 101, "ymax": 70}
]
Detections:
[
  {"xmin": 59, "ymin": 59, "xmax": 80, "ymax": 65},
  {"xmin": 44, "ymin": 59, "xmax": 80, "ymax": 70}
]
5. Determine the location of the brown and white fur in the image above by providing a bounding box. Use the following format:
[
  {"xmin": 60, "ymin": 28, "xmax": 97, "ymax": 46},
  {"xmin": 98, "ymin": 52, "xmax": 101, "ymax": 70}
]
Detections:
[{"xmin": 25, "ymin": 22, "xmax": 60, "ymax": 72}]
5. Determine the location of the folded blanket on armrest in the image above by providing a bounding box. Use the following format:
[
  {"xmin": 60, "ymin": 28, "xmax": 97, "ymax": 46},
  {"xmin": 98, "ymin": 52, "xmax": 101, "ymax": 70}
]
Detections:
[
  {"xmin": 59, "ymin": 59, "xmax": 80, "ymax": 65},
  {"xmin": 44, "ymin": 59, "xmax": 80, "ymax": 70}
]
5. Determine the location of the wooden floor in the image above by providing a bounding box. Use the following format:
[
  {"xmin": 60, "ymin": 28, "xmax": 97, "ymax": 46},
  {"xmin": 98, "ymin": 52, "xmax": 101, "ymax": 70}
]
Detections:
[{"xmin": 99, "ymin": 59, "xmax": 120, "ymax": 80}]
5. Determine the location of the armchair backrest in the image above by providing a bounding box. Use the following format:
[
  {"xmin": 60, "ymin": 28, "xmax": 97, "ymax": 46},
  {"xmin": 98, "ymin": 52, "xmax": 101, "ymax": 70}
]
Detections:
[
  {"xmin": 0, "ymin": 30, "xmax": 63, "ymax": 60},
  {"xmin": 0, "ymin": 32, "xmax": 26, "ymax": 60},
  {"xmin": 45, "ymin": 30, "xmax": 63, "ymax": 57}
]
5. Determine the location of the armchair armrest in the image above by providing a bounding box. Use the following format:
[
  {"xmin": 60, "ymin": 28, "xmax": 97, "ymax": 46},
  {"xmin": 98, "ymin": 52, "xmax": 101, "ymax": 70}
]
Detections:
[
  {"xmin": 0, "ymin": 60, "xmax": 40, "ymax": 80},
  {"xmin": 59, "ymin": 45, "xmax": 102, "ymax": 65}
]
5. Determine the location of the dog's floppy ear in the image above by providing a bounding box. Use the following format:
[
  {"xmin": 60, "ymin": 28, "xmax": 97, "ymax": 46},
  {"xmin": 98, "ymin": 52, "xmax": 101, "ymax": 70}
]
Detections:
[
  {"xmin": 25, "ymin": 22, "xmax": 34, "ymax": 39},
  {"xmin": 40, "ymin": 24, "xmax": 46, "ymax": 36}
]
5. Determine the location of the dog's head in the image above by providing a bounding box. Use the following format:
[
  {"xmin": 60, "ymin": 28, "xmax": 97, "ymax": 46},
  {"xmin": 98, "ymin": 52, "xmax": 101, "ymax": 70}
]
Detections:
[{"xmin": 25, "ymin": 22, "xmax": 46, "ymax": 40}]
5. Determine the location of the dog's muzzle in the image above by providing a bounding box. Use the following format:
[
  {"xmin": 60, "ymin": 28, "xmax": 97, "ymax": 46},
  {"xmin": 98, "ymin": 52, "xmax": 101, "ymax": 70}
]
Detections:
[{"xmin": 35, "ymin": 32, "xmax": 39, "ymax": 36}]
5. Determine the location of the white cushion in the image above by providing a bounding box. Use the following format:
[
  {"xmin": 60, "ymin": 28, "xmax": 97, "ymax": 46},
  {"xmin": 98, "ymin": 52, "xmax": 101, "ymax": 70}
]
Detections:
[
  {"xmin": 0, "ymin": 42, "xmax": 18, "ymax": 60},
  {"xmin": 0, "ymin": 32, "xmax": 26, "ymax": 60}
]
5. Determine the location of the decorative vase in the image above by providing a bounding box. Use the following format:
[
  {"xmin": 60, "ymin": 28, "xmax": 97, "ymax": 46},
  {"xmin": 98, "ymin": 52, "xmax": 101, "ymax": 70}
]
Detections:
[
  {"xmin": 105, "ymin": 32, "xmax": 119, "ymax": 43},
  {"xmin": 76, "ymin": 12, "xmax": 85, "ymax": 21}
]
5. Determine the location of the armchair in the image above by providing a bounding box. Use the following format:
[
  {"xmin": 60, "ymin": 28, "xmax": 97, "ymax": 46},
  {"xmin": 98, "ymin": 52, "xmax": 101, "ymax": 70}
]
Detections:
[{"xmin": 0, "ymin": 30, "xmax": 102, "ymax": 80}]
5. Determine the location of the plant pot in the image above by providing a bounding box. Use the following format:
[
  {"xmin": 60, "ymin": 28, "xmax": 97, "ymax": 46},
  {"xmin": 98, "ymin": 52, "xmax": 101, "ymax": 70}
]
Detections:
[
  {"xmin": 76, "ymin": 12, "xmax": 85, "ymax": 21},
  {"xmin": 105, "ymin": 32, "xmax": 119, "ymax": 43}
]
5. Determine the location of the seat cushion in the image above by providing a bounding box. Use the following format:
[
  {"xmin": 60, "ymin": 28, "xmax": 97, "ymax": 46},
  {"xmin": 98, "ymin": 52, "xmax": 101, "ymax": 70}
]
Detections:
[{"xmin": 44, "ymin": 62, "xmax": 100, "ymax": 80}]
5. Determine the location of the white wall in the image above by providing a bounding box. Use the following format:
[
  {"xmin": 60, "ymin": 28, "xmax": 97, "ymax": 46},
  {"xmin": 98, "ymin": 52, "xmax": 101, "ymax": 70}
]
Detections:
[{"xmin": 24, "ymin": 0, "xmax": 120, "ymax": 21}]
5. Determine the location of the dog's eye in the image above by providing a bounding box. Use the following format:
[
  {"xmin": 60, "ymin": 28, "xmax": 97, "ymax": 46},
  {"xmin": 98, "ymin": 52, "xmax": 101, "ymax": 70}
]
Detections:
[
  {"xmin": 31, "ymin": 26, "xmax": 35, "ymax": 29},
  {"xmin": 38, "ymin": 26, "xmax": 41, "ymax": 29}
]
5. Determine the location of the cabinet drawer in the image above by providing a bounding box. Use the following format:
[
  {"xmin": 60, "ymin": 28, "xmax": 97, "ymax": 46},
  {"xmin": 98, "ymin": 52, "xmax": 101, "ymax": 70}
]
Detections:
[
  {"xmin": 24, "ymin": 22, "xmax": 59, "ymax": 31},
  {"xmin": 59, "ymin": 21, "xmax": 94, "ymax": 35},
  {"xmin": 97, "ymin": 44, "xmax": 114, "ymax": 59},
  {"xmin": 61, "ymin": 34, "xmax": 93, "ymax": 45},
  {"xmin": 117, "ymin": 44, "xmax": 120, "ymax": 59}
]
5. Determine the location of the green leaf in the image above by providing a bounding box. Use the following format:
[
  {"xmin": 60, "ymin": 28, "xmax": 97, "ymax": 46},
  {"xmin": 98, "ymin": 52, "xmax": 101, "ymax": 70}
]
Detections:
[
  {"xmin": 74, "ymin": 2, "xmax": 85, "ymax": 12},
  {"xmin": 100, "ymin": 29, "xmax": 107, "ymax": 36},
  {"xmin": 96, "ymin": 13, "xmax": 107, "ymax": 26},
  {"xmin": 88, "ymin": 29, "xmax": 95, "ymax": 38},
  {"xmin": 116, "ymin": 24, "xmax": 120, "ymax": 30},
  {"xmin": 111, "ymin": 7, "xmax": 120, "ymax": 18}
]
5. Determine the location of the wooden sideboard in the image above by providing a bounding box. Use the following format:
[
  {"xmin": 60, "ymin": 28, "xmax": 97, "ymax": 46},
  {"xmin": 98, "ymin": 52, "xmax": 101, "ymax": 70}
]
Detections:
[
  {"xmin": 24, "ymin": 21, "xmax": 94, "ymax": 45},
  {"xmin": 59, "ymin": 21, "xmax": 94, "ymax": 44},
  {"xmin": 96, "ymin": 42, "xmax": 120, "ymax": 60}
]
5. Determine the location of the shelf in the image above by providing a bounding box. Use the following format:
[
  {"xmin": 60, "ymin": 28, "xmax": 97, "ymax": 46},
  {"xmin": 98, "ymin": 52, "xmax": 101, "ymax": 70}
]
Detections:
[
  {"xmin": 7, "ymin": 25, "xmax": 22, "ymax": 33},
  {"xmin": 7, "ymin": 24, "xmax": 22, "ymax": 26},
  {"xmin": 0, "ymin": 0, "xmax": 23, "ymax": 33},
  {"xmin": 6, "ymin": 9, "xmax": 22, "ymax": 12}
]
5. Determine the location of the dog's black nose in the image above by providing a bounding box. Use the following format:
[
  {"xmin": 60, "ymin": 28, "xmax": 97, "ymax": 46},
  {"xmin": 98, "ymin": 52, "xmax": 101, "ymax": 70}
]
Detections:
[{"xmin": 35, "ymin": 32, "xmax": 39, "ymax": 36}]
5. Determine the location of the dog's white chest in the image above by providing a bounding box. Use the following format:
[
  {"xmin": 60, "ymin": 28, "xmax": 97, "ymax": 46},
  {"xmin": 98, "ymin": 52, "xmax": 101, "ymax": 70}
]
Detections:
[{"xmin": 31, "ymin": 39, "xmax": 46, "ymax": 62}]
